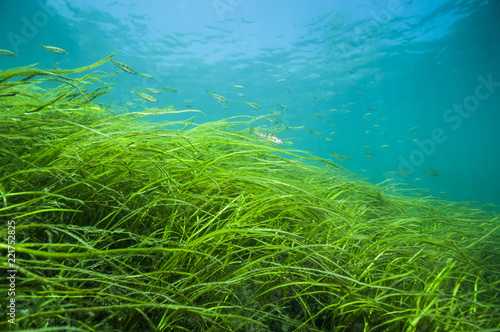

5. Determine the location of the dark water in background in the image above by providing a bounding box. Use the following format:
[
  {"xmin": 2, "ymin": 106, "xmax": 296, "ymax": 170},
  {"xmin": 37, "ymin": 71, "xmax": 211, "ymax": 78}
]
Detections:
[{"xmin": 1, "ymin": 0, "xmax": 499, "ymax": 210}]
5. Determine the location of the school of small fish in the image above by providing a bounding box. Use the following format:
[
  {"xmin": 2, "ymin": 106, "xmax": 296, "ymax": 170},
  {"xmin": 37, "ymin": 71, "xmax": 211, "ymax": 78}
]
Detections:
[{"xmin": 2, "ymin": 42, "xmax": 447, "ymax": 192}]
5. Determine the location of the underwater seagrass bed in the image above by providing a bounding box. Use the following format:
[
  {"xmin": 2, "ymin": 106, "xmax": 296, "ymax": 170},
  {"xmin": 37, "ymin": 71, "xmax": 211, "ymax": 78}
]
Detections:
[{"xmin": 0, "ymin": 56, "xmax": 499, "ymax": 332}]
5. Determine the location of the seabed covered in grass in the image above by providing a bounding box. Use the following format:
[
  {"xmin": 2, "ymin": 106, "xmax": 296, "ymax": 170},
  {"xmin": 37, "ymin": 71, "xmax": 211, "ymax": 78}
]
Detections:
[{"xmin": 0, "ymin": 57, "xmax": 499, "ymax": 332}]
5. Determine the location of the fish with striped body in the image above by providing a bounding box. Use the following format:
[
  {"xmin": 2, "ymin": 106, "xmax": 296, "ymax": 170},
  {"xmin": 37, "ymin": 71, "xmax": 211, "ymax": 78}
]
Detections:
[
  {"xmin": 143, "ymin": 87, "xmax": 162, "ymax": 94},
  {"xmin": 0, "ymin": 49, "xmax": 16, "ymax": 56},
  {"xmin": 423, "ymin": 169, "xmax": 440, "ymax": 178},
  {"xmin": 246, "ymin": 101, "xmax": 261, "ymax": 110},
  {"xmin": 163, "ymin": 87, "xmax": 178, "ymax": 93},
  {"xmin": 399, "ymin": 169, "xmax": 411, "ymax": 176},
  {"xmin": 139, "ymin": 73, "xmax": 154, "ymax": 79},
  {"xmin": 39, "ymin": 43, "xmax": 68, "ymax": 54},
  {"xmin": 266, "ymin": 117, "xmax": 279, "ymax": 124},
  {"xmin": 330, "ymin": 151, "xmax": 345, "ymax": 162},
  {"xmin": 207, "ymin": 90, "xmax": 229, "ymax": 103},
  {"xmin": 255, "ymin": 131, "xmax": 284, "ymax": 144},
  {"xmin": 133, "ymin": 89, "xmax": 158, "ymax": 102},
  {"xmin": 110, "ymin": 58, "xmax": 138, "ymax": 75}
]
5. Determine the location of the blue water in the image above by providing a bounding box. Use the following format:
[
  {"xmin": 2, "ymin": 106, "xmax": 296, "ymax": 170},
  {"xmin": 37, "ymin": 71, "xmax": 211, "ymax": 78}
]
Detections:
[{"xmin": 1, "ymin": 0, "xmax": 499, "ymax": 210}]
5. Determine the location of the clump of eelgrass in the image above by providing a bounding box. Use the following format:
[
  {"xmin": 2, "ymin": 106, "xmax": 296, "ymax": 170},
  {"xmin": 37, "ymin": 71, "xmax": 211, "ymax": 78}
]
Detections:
[{"xmin": 0, "ymin": 58, "xmax": 499, "ymax": 332}]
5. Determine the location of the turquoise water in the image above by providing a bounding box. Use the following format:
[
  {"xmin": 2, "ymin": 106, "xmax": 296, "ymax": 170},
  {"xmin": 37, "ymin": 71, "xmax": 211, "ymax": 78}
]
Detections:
[{"xmin": 1, "ymin": 0, "xmax": 499, "ymax": 209}]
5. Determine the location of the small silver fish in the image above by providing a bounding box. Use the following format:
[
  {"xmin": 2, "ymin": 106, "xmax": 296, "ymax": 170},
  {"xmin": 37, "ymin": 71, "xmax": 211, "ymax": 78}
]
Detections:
[
  {"xmin": 110, "ymin": 58, "xmax": 138, "ymax": 75},
  {"xmin": 39, "ymin": 43, "xmax": 68, "ymax": 54},
  {"xmin": 139, "ymin": 73, "xmax": 154, "ymax": 79},
  {"xmin": 0, "ymin": 49, "xmax": 16, "ymax": 56},
  {"xmin": 255, "ymin": 131, "xmax": 284, "ymax": 144},
  {"xmin": 133, "ymin": 89, "xmax": 158, "ymax": 102},
  {"xmin": 143, "ymin": 87, "xmax": 162, "ymax": 94},
  {"xmin": 208, "ymin": 90, "xmax": 229, "ymax": 103},
  {"xmin": 424, "ymin": 169, "xmax": 440, "ymax": 178},
  {"xmin": 246, "ymin": 101, "xmax": 261, "ymax": 110}
]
